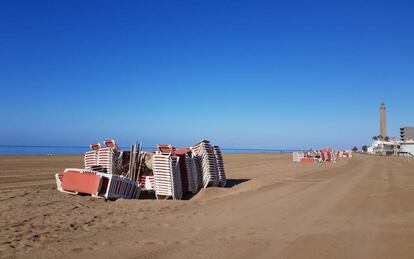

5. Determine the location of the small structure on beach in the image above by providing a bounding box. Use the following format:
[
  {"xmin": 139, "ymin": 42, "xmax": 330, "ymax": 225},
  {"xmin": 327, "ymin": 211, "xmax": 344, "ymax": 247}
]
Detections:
[{"xmin": 399, "ymin": 140, "xmax": 414, "ymax": 157}]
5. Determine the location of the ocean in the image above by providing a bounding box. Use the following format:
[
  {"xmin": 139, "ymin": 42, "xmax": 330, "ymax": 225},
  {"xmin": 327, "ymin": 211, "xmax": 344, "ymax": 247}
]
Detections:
[{"xmin": 0, "ymin": 145, "xmax": 301, "ymax": 155}]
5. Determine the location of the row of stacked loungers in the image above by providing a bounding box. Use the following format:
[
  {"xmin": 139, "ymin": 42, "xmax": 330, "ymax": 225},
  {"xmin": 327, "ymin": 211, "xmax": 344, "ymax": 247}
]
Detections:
[{"xmin": 293, "ymin": 148, "xmax": 352, "ymax": 163}]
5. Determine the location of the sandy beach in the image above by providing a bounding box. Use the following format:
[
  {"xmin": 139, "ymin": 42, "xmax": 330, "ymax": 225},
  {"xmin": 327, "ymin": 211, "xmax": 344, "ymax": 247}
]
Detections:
[{"xmin": 1, "ymin": 154, "xmax": 414, "ymax": 258}]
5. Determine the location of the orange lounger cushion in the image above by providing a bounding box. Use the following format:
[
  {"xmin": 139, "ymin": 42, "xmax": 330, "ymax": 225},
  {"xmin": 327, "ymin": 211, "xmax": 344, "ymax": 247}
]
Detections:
[
  {"xmin": 300, "ymin": 157, "xmax": 315, "ymax": 163},
  {"xmin": 61, "ymin": 171, "xmax": 102, "ymax": 195}
]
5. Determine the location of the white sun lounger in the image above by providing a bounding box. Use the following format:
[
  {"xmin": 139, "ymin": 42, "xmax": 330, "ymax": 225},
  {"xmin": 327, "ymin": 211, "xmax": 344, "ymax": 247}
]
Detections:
[{"xmin": 152, "ymin": 154, "xmax": 182, "ymax": 200}]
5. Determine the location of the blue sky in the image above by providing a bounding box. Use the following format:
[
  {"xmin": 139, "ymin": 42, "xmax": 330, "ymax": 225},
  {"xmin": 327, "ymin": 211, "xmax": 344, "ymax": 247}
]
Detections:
[{"xmin": 1, "ymin": 1, "xmax": 413, "ymax": 149}]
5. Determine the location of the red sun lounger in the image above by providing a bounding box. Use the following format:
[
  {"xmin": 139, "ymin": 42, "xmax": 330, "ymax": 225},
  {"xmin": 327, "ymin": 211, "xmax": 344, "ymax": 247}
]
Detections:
[{"xmin": 61, "ymin": 170, "xmax": 102, "ymax": 195}]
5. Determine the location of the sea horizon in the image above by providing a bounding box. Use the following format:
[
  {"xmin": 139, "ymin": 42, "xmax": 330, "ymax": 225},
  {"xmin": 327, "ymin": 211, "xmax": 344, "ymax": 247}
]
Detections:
[{"xmin": 0, "ymin": 145, "xmax": 304, "ymax": 155}]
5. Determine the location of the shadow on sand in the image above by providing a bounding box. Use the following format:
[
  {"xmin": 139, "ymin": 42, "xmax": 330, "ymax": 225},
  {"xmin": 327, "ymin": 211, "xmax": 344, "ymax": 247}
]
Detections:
[
  {"xmin": 224, "ymin": 178, "xmax": 250, "ymax": 188},
  {"xmin": 137, "ymin": 178, "xmax": 251, "ymax": 200}
]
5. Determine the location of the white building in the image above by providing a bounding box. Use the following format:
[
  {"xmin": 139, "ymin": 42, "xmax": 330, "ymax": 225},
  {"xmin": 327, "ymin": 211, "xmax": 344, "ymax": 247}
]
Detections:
[
  {"xmin": 400, "ymin": 141, "xmax": 414, "ymax": 156},
  {"xmin": 367, "ymin": 140, "xmax": 399, "ymax": 156}
]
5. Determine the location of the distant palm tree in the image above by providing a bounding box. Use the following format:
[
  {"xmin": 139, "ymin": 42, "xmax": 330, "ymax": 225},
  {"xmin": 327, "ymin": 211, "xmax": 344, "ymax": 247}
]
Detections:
[
  {"xmin": 384, "ymin": 136, "xmax": 390, "ymax": 141},
  {"xmin": 372, "ymin": 136, "xmax": 378, "ymax": 140}
]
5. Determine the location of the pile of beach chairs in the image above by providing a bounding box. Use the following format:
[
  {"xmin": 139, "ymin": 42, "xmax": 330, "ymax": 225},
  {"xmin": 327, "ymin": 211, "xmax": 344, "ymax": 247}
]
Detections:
[
  {"xmin": 55, "ymin": 140, "xmax": 140, "ymax": 199},
  {"xmin": 55, "ymin": 139, "xmax": 227, "ymax": 201},
  {"xmin": 336, "ymin": 150, "xmax": 353, "ymax": 158},
  {"xmin": 151, "ymin": 140, "xmax": 227, "ymax": 200},
  {"xmin": 293, "ymin": 148, "xmax": 351, "ymax": 164}
]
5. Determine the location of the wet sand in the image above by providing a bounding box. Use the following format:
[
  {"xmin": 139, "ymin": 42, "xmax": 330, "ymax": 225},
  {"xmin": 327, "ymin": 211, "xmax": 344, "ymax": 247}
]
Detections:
[{"xmin": 1, "ymin": 154, "xmax": 414, "ymax": 258}]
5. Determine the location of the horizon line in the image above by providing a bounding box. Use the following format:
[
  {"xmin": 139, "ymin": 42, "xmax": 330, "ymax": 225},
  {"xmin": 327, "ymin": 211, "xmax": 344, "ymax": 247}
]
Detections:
[{"xmin": 0, "ymin": 144, "xmax": 305, "ymax": 151}]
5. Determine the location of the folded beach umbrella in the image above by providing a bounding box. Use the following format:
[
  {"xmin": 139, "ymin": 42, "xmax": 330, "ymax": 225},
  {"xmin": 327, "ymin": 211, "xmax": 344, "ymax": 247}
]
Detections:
[{"xmin": 152, "ymin": 154, "xmax": 182, "ymax": 200}]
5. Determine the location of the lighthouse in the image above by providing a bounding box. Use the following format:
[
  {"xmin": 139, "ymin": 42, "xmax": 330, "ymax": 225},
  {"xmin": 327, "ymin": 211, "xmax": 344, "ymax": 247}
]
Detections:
[{"xmin": 380, "ymin": 103, "xmax": 387, "ymax": 139}]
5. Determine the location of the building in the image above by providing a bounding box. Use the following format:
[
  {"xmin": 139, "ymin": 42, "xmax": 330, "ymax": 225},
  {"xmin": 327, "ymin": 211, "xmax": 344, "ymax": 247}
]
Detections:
[
  {"xmin": 400, "ymin": 127, "xmax": 414, "ymax": 141},
  {"xmin": 400, "ymin": 141, "xmax": 414, "ymax": 157},
  {"xmin": 368, "ymin": 140, "xmax": 399, "ymax": 156}
]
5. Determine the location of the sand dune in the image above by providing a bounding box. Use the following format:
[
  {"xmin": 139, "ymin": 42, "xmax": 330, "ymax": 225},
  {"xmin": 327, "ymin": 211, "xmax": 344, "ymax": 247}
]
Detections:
[{"xmin": 1, "ymin": 154, "xmax": 414, "ymax": 258}]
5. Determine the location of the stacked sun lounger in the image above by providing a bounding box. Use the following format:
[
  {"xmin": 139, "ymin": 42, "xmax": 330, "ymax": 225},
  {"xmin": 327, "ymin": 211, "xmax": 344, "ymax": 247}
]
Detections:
[
  {"xmin": 97, "ymin": 147, "xmax": 122, "ymax": 174},
  {"xmin": 319, "ymin": 148, "xmax": 336, "ymax": 163},
  {"xmin": 185, "ymin": 154, "xmax": 199, "ymax": 193},
  {"xmin": 177, "ymin": 156, "xmax": 189, "ymax": 194},
  {"xmin": 191, "ymin": 152, "xmax": 204, "ymax": 188},
  {"xmin": 55, "ymin": 168, "xmax": 140, "ymax": 200},
  {"xmin": 175, "ymin": 147, "xmax": 200, "ymax": 194},
  {"xmin": 84, "ymin": 143, "xmax": 101, "ymax": 168},
  {"xmin": 213, "ymin": 146, "xmax": 227, "ymax": 187},
  {"xmin": 191, "ymin": 140, "xmax": 219, "ymax": 188},
  {"xmin": 337, "ymin": 150, "xmax": 353, "ymax": 158},
  {"xmin": 152, "ymin": 154, "xmax": 182, "ymax": 200},
  {"xmin": 83, "ymin": 140, "xmax": 123, "ymax": 174},
  {"xmin": 153, "ymin": 145, "xmax": 182, "ymax": 199}
]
